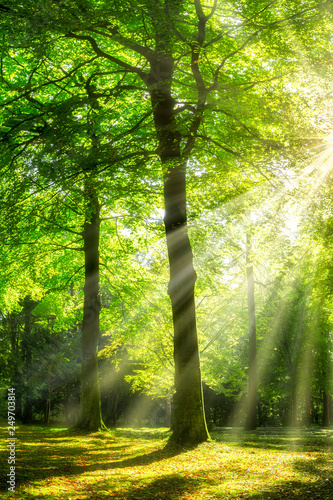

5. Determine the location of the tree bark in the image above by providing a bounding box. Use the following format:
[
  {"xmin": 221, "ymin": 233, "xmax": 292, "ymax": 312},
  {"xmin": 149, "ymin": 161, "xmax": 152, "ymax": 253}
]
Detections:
[
  {"xmin": 45, "ymin": 379, "xmax": 51, "ymax": 425},
  {"xmin": 244, "ymin": 234, "xmax": 257, "ymax": 430},
  {"xmin": 322, "ymin": 388, "xmax": 330, "ymax": 427},
  {"xmin": 164, "ymin": 165, "xmax": 208, "ymax": 445},
  {"xmin": 21, "ymin": 296, "xmax": 34, "ymax": 424},
  {"xmin": 291, "ymin": 383, "xmax": 298, "ymax": 427},
  {"xmin": 149, "ymin": 70, "xmax": 208, "ymax": 445},
  {"xmin": 76, "ymin": 177, "xmax": 105, "ymax": 431}
]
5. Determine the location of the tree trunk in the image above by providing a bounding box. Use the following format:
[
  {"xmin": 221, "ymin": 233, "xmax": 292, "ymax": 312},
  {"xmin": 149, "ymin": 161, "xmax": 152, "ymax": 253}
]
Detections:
[
  {"xmin": 45, "ymin": 374, "xmax": 51, "ymax": 424},
  {"xmin": 165, "ymin": 166, "xmax": 208, "ymax": 445},
  {"xmin": 76, "ymin": 178, "xmax": 105, "ymax": 431},
  {"xmin": 45, "ymin": 397, "xmax": 51, "ymax": 424},
  {"xmin": 149, "ymin": 77, "xmax": 208, "ymax": 445},
  {"xmin": 291, "ymin": 384, "xmax": 298, "ymax": 427},
  {"xmin": 244, "ymin": 234, "xmax": 257, "ymax": 430},
  {"xmin": 21, "ymin": 296, "xmax": 34, "ymax": 424},
  {"xmin": 322, "ymin": 389, "xmax": 330, "ymax": 427},
  {"xmin": 22, "ymin": 398, "xmax": 33, "ymax": 424}
]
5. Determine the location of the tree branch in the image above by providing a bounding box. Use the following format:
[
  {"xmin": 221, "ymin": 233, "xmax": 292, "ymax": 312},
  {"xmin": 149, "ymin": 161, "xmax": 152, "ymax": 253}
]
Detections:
[
  {"xmin": 65, "ymin": 32, "xmax": 148, "ymax": 81},
  {"xmin": 200, "ymin": 315, "xmax": 237, "ymax": 354},
  {"xmin": 0, "ymin": 56, "xmax": 100, "ymax": 108},
  {"xmin": 86, "ymin": 26, "xmax": 155, "ymax": 61},
  {"xmin": 196, "ymin": 133, "xmax": 276, "ymax": 185},
  {"xmin": 212, "ymin": 31, "xmax": 260, "ymax": 86},
  {"xmin": 208, "ymin": 107, "xmax": 258, "ymax": 137},
  {"xmin": 113, "ymin": 110, "xmax": 153, "ymax": 142},
  {"xmin": 45, "ymin": 265, "xmax": 85, "ymax": 295},
  {"xmin": 49, "ymin": 242, "xmax": 84, "ymax": 252}
]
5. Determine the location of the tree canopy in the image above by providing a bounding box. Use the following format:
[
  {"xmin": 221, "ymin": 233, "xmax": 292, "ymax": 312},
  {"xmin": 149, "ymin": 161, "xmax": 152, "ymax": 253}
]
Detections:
[{"xmin": 0, "ymin": 0, "xmax": 333, "ymax": 443}]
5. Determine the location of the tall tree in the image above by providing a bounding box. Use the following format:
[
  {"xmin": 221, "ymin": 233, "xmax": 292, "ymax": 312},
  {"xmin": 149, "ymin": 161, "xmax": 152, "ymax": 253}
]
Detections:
[
  {"xmin": 244, "ymin": 233, "xmax": 257, "ymax": 430},
  {"xmin": 1, "ymin": 0, "xmax": 332, "ymax": 443},
  {"xmin": 77, "ymin": 174, "xmax": 104, "ymax": 429},
  {"xmin": 0, "ymin": 84, "xmax": 154, "ymax": 430}
]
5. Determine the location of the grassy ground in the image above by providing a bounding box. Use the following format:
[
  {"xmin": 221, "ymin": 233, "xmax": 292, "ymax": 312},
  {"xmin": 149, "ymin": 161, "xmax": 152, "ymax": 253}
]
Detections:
[{"xmin": 0, "ymin": 424, "xmax": 332, "ymax": 499}]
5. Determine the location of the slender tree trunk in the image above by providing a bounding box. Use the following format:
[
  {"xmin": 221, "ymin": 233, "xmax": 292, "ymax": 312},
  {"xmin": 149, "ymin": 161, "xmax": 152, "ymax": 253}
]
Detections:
[
  {"xmin": 44, "ymin": 372, "xmax": 51, "ymax": 424},
  {"xmin": 76, "ymin": 178, "xmax": 105, "ymax": 431},
  {"xmin": 291, "ymin": 384, "xmax": 298, "ymax": 427},
  {"xmin": 45, "ymin": 394, "xmax": 51, "ymax": 424},
  {"xmin": 21, "ymin": 296, "xmax": 34, "ymax": 424},
  {"xmin": 9, "ymin": 314, "xmax": 22, "ymax": 421},
  {"xmin": 322, "ymin": 389, "xmax": 330, "ymax": 427},
  {"xmin": 149, "ymin": 73, "xmax": 208, "ymax": 445},
  {"xmin": 244, "ymin": 234, "xmax": 257, "ymax": 430}
]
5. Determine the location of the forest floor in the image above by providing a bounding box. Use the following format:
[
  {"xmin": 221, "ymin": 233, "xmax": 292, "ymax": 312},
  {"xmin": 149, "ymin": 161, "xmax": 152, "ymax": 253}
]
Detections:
[{"xmin": 0, "ymin": 424, "xmax": 332, "ymax": 499}]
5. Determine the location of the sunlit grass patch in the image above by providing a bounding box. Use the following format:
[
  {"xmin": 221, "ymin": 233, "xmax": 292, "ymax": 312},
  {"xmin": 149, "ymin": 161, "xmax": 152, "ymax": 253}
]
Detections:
[{"xmin": 0, "ymin": 425, "xmax": 332, "ymax": 499}]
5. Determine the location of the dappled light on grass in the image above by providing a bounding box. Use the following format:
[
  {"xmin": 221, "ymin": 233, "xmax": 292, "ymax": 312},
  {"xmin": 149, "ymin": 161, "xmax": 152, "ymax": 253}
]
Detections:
[{"xmin": 0, "ymin": 425, "xmax": 332, "ymax": 499}]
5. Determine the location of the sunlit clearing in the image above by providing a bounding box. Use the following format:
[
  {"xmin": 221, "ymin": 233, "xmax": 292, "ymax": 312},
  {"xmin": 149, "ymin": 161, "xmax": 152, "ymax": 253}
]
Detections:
[{"xmin": 2, "ymin": 425, "xmax": 332, "ymax": 499}]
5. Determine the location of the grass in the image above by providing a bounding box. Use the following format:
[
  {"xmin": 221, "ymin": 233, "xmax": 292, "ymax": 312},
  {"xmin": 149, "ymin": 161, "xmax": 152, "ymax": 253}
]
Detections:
[{"xmin": 0, "ymin": 424, "xmax": 332, "ymax": 499}]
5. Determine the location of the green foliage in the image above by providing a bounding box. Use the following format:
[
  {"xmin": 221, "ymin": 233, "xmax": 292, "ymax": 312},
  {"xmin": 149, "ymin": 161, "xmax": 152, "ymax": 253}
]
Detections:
[{"xmin": 0, "ymin": 0, "xmax": 333, "ymax": 430}]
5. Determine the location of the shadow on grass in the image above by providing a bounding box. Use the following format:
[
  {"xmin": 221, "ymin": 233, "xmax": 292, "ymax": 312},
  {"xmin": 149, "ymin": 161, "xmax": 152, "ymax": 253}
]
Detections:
[
  {"xmin": 114, "ymin": 428, "xmax": 171, "ymax": 440},
  {"xmin": 212, "ymin": 438, "xmax": 291, "ymax": 452},
  {"xmin": 239, "ymin": 440, "xmax": 333, "ymax": 500},
  {"xmin": 293, "ymin": 453, "xmax": 333, "ymax": 480},
  {"xmin": 242, "ymin": 478, "xmax": 333, "ymax": 499},
  {"xmin": 1, "ymin": 425, "xmax": 332, "ymax": 498},
  {"xmin": 107, "ymin": 474, "xmax": 200, "ymax": 499},
  {"xmin": 0, "ymin": 425, "xmax": 182, "ymax": 492},
  {"xmin": 85, "ymin": 444, "xmax": 182, "ymax": 470}
]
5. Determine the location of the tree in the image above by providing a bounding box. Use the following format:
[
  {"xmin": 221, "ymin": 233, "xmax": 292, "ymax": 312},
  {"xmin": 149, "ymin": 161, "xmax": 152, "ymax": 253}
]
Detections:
[
  {"xmin": 76, "ymin": 174, "xmax": 104, "ymax": 429},
  {"xmin": 0, "ymin": 48, "xmax": 160, "ymax": 429},
  {"xmin": 244, "ymin": 233, "xmax": 257, "ymax": 430},
  {"xmin": 1, "ymin": 0, "xmax": 333, "ymax": 443}
]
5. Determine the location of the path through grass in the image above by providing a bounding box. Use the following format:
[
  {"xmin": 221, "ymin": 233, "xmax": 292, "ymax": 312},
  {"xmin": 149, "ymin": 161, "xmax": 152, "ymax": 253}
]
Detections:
[{"xmin": 0, "ymin": 425, "xmax": 332, "ymax": 499}]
